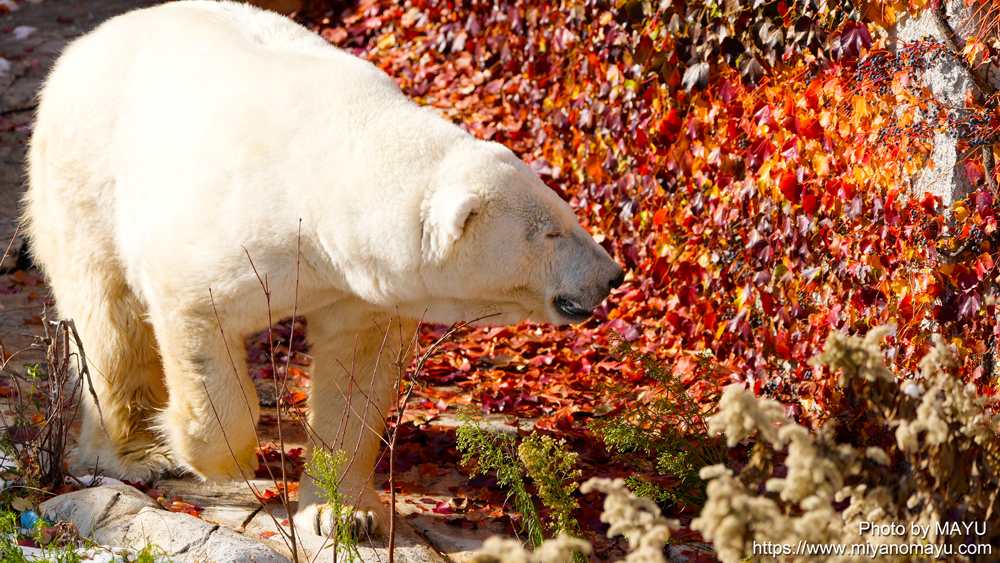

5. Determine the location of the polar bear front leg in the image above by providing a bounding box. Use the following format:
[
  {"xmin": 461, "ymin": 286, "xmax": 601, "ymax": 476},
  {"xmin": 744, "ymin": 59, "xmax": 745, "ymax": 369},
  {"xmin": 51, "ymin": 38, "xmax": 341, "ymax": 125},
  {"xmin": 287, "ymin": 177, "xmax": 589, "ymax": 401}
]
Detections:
[
  {"xmin": 61, "ymin": 281, "xmax": 173, "ymax": 481},
  {"xmin": 151, "ymin": 313, "xmax": 260, "ymax": 481},
  {"xmin": 297, "ymin": 310, "xmax": 417, "ymax": 538}
]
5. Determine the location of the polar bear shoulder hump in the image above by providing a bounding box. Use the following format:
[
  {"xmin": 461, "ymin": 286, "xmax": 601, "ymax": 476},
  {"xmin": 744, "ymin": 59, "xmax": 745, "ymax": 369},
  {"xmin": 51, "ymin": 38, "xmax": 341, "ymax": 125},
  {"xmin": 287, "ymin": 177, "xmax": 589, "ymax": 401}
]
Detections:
[{"xmin": 101, "ymin": 1, "xmax": 354, "ymax": 61}]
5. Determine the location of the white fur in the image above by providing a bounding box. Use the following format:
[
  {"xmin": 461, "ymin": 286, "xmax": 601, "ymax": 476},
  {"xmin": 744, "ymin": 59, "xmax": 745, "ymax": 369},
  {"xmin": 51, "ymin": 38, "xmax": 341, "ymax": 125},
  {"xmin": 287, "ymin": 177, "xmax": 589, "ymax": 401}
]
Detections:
[{"xmin": 23, "ymin": 0, "xmax": 622, "ymax": 537}]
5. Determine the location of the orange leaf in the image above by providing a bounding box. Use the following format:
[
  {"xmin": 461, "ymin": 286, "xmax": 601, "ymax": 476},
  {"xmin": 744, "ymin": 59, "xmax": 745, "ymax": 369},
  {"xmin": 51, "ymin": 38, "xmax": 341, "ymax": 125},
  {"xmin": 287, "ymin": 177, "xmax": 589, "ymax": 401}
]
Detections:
[
  {"xmin": 283, "ymin": 390, "xmax": 307, "ymax": 405},
  {"xmin": 812, "ymin": 153, "xmax": 829, "ymax": 177},
  {"xmin": 652, "ymin": 208, "xmax": 667, "ymax": 227}
]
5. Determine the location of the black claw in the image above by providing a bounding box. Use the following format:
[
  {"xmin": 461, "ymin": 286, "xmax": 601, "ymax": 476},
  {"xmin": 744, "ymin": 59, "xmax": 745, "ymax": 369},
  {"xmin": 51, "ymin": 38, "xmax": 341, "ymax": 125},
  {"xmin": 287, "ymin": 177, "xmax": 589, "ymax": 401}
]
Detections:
[{"xmin": 358, "ymin": 517, "xmax": 366, "ymax": 538}]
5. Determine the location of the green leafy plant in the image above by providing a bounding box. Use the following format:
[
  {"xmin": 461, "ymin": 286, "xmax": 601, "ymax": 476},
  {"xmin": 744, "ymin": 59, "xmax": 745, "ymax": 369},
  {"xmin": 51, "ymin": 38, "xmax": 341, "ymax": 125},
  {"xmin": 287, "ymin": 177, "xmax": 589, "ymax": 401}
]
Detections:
[
  {"xmin": 0, "ymin": 505, "xmax": 171, "ymax": 563},
  {"xmin": 0, "ymin": 510, "xmax": 29, "ymax": 563},
  {"xmin": 589, "ymin": 331, "xmax": 727, "ymax": 507},
  {"xmin": 304, "ymin": 449, "xmax": 360, "ymax": 562},
  {"xmin": 457, "ymin": 417, "xmax": 544, "ymax": 549},
  {"xmin": 517, "ymin": 433, "xmax": 581, "ymax": 539},
  {"xmin": 0, "ymin": 511, "xmax": 85, "ymax": 563},
  {"xmin": 132, "ymin": 544, "xmax": 169, "ymax": 563},
  {"xmin": 38, "ymin": 539, "xmax": 85, "ymax": 563},
  {"xmin": 458, "ymin": 416, "xmax": 591, "ymax": 558}
]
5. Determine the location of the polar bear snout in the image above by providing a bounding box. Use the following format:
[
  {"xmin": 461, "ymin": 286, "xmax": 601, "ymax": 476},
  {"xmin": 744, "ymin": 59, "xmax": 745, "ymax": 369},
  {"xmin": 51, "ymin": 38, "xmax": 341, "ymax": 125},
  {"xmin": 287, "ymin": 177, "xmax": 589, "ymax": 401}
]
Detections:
[
  {"xmin": 553, "ymin": 295, "xmax": 597, "ymax": 323},
  {"xmin": 550, "ymin": 254, "xmax": 625, "ymax": 325},
  {"xmin": 610, "ymin": 268, "xmax": 625, "ymax": 290}
]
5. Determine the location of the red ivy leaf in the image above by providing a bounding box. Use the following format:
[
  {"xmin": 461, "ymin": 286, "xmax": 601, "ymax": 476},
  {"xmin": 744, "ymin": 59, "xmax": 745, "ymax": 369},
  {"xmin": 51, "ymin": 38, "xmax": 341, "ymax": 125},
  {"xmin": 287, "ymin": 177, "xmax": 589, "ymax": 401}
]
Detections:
[
  {"xmin": 839, "ymin": 22, "xmax": 872, "ymax": 58},
  {"xmin": 779, "ymin": 172, "xmax": 799, "ymax": 203},
  {"xmin": 959, "ymin": 292, "xmax": 982, "ymax": 319},
  {"xmin": 965, "ymin": 160, "xmax": 986, "ymax": 184}
]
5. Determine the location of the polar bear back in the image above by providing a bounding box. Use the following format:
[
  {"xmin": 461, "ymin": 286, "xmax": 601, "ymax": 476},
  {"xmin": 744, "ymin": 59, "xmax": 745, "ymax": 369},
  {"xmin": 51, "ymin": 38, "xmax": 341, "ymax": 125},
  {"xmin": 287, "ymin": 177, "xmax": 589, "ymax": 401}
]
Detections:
[
  {"xmin": 29, "ymin": 0, "xmax": 470, "ymax": 299},
  {"xmin": 38, "ymin": 0, "xmax": 442, "ymax": 184}
]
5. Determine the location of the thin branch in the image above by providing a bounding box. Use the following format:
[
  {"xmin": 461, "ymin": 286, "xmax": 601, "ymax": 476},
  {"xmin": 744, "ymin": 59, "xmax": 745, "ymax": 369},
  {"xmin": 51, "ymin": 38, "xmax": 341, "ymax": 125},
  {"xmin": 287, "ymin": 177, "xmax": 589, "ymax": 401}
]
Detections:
[
  {"xmin": 275, "ymin": 219, "xmax": 304, "ymax": 560},
  {"xmin": 0, "ymin": 102, "xmax": 35, "ymax": 117},
  {"xmin": 984, "ymin": 145, "xmax": 997, "ymax": 192},
  {"xmin": 386, "ymin": 313, "xmax": 495, "ymax": 561},
  {"xmin": 0, "ymin": 227, "xmax": 21, "ymax": 274},
  {"xmin": 208, "ymin": 287, "xmax": 270, "ymax": 453},
  {"xmin": 330, "ymin": 369, "xmax": 392, "ymax": 445},
  {"xmin": 66, "ymin": 319, "xmax": 107, "ymax": 440},
  {"xmin": 239, "ymin": 505, "xmax": 264, "ymax": 530},
  {"xmin": 201, "ymin": 379, "xmax": 295, "ymax": 554},
  {"xmin": 208, "ymin": 287, "xmax": 297, "ymax": 557},
  {"xmin": 932, "ymin": 2, "xmax": 995, "ymax": 97}
]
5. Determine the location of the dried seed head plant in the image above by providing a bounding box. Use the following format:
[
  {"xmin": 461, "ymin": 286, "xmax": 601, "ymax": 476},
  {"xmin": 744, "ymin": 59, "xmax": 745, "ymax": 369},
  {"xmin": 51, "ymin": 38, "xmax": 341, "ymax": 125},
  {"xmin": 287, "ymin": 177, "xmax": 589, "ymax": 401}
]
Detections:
[{"xmin": 694, "ymin": 326, "xmax": 1000, "ymax": 563}]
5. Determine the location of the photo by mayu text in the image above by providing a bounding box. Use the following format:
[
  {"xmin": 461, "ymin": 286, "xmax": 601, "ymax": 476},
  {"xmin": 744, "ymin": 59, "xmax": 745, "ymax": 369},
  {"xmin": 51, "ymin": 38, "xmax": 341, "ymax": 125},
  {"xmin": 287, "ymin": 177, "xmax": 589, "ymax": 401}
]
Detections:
[{"xmin": 861, "ymin": 521, "xmax": 986, "ymax": 539}]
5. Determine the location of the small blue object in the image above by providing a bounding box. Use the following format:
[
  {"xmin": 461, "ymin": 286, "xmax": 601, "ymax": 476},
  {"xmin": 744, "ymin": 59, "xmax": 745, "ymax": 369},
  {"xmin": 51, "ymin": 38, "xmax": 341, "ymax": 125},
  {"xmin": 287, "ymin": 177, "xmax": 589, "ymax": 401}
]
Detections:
[{"xmin": 20, "ymin": 509, "xmax": 44, "ymax": 529}]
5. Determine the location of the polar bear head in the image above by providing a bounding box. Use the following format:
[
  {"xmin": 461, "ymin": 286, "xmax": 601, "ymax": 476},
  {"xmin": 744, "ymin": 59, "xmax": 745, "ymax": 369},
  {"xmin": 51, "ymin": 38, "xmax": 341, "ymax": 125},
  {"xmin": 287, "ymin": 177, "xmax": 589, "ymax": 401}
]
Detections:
[{"xmin": 418, "ymin": 142, "xmax": 624, "ymax": 326}]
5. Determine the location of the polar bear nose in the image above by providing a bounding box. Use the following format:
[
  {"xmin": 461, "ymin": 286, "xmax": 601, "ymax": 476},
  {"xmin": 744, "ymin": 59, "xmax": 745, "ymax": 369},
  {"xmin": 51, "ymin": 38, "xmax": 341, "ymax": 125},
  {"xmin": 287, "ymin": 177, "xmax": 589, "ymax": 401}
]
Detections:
[{"xmin": 609, "ymin": 268, "xmax": 625, "ymax": 290}]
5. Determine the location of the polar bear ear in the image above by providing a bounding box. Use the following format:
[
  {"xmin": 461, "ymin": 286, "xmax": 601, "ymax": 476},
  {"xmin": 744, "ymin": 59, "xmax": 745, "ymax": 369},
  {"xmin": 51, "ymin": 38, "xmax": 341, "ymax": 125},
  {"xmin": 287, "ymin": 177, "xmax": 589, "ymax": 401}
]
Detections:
[
  {"xmin": 422, "ymin": 190, "xmax": 481, "ymax": 261},
  {"xmin": 440, "ymin": 193, "xmax": 481, "ymax": 240}
]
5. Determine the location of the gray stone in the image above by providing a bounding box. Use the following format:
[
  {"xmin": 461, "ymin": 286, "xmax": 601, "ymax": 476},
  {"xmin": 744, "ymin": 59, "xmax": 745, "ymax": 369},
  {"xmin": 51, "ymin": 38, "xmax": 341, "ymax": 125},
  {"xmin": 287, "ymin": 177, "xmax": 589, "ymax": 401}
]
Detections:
[
  {"xmin": 126, "ymin": 507, "xmax": 291, "ymax": 563},
  {"xmin": 39, "ymin": 483, "xmax": 160, "ymax": 540},
  {"xmin": 40, "ymin": 484, "xmax": 292, "ymax": 562},
  {"xmin": 254, "ymin": 377, "xmax": 278, "ymax": 407}
]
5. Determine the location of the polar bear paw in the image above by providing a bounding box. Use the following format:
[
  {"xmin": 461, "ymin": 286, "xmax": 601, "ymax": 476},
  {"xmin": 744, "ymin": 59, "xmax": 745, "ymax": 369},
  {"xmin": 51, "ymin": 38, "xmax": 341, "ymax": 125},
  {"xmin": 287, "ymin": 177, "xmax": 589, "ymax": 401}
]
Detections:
[
  {"xmin": 296, "ymin": 499, "xmax": 389, "ymax": 539},
  {"xmin": 117, "ymin": 447, "xmax": 178, "ymax": 481},
  {"xmin": 75, "ymin": 441, "xmax": 178, "ymax": 483}
]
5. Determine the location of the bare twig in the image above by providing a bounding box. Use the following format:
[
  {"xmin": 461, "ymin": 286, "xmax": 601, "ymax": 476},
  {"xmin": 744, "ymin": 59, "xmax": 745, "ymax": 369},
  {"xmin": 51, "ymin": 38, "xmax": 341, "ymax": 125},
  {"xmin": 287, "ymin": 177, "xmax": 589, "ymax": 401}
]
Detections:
[
  {"xmin": 201, "ymin": 379, "xmax": 295, "ymax": 552},
  {"xmin": 0, "ymin": 103, "xmax": 35, "ymax": 117},
  {"xmin": 275, "ymin": 219, "xmax": 304, "ymax": 557},
  {"xmin": 66, "ymin": 319, "xmax": 106, "ymax": 439},
  {"xmin": 386, "ymin": 313, "xmax": 497, "ymax": 561},
  {"xmin": 208, "ymin": 287, "xmax": 298, "ymax": 560},
  {"xmin": 240, "ymin": 505, "xmax": 264, "ymax": 530},
  {"xmin": 0, "ymin": 308, "xmax": 97, "ymax": 494},
  {"xmin": 308, "ymin": 325, "xmax": 394, "ymax": 563},
  {"xmin": 984, "ymin": 145, "xmax": 996, "ymax": 192},
  {"xmin": 0, "ymin": 226, "xmax": 21, "ymax": 275},
  {"xmin": 242, "ymin": 236, "xmax": 303, "ymax": 561}
]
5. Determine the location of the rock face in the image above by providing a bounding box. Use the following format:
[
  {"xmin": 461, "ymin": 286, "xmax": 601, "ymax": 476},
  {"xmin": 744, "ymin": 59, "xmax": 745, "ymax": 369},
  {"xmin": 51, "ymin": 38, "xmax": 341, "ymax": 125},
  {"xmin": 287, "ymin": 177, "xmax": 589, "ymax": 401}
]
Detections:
[
  {"xmin": 40, "ymin": 484, "xmax": 291, "ymax": 563},
  {"xmin": 891, "ymin": 0, "xmax": 1000, "ymax": 211}
]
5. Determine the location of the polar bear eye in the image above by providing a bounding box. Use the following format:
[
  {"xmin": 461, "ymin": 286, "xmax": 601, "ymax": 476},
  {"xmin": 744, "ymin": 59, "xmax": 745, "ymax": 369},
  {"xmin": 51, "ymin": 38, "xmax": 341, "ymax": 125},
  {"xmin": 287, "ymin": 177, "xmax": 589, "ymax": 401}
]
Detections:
[{"xmin": 545, "ymin": 231, "xmax": 562, "ymax": 239}]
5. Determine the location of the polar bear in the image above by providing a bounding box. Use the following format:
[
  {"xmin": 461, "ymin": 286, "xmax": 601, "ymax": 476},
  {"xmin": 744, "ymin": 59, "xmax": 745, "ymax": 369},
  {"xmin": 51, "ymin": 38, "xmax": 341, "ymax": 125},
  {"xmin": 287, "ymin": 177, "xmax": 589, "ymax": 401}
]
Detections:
[{"xmin": 23, "ymin": 0, "xmax": 623, "ymax": 537}]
